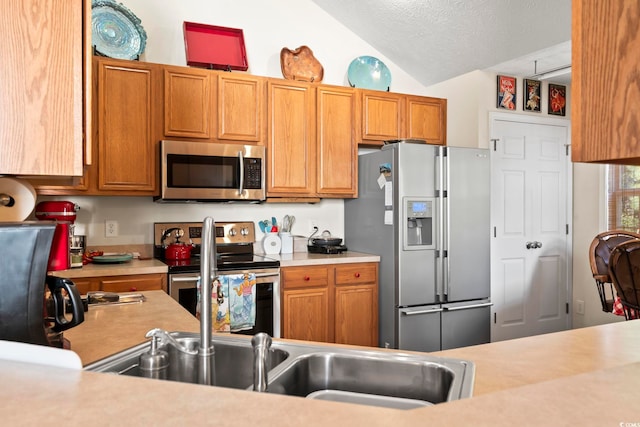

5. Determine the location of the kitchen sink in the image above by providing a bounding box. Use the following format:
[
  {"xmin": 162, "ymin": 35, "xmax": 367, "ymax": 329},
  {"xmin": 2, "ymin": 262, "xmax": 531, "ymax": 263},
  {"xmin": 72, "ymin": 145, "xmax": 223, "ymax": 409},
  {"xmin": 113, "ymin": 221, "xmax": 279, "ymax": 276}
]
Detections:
[
  {"xmin": 266, "ymin": 350, "xmax": 470, "ymax": 409},
  {"xmin": 86, "ymin": 332, "xmax": 474, "ymax": 409},
  {"xmin": 85, "ymin": 332, "xmax": 289, "ymax": 390}
]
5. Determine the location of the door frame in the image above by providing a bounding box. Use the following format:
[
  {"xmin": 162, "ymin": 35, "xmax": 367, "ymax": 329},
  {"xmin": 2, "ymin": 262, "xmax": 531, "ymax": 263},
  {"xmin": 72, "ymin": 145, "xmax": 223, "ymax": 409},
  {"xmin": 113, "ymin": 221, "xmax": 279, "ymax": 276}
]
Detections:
[{"xmin": 489, "ymin": 112, "xmax": 573, "ymax": 336}]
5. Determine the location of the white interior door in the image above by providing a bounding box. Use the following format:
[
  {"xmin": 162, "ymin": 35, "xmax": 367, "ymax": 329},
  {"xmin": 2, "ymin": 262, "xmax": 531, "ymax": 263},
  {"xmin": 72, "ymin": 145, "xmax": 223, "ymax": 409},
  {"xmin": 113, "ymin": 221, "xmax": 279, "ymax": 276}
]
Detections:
[{"xmin": 490, "ymin": 113, "xmax": 571, "ymax": 342}]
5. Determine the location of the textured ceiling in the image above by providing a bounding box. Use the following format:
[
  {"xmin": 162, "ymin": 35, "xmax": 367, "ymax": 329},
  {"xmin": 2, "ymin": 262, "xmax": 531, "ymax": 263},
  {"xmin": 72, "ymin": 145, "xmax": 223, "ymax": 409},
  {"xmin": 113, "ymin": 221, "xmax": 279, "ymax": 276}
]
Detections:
[{"xmin": 311, "ymin": 0, "xmax": 572, "ymax": 87}]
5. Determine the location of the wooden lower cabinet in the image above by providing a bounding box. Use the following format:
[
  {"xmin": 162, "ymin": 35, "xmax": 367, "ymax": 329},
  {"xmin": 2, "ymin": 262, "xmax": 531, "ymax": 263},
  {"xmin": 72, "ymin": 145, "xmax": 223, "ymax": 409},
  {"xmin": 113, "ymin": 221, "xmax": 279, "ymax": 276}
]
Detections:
[
  {"xmin": 68, "ymin": 273, "xmax": 166, "ymax": 295},
  {"xmin": 281, "ymin": 262, "xmax": 378, "ymax": 346}
]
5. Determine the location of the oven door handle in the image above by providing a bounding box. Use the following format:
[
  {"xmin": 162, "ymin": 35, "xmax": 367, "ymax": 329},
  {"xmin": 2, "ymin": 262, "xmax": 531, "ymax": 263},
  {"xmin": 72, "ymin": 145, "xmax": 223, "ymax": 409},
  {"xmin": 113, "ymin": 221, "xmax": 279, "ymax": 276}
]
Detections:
[
  {"xmin": 254, "ymin": 272, "xmax": 280, "ymax": 279},
  {"xmin": 171, "ymin": 276, "xmax": 200, "ymax": 283}
]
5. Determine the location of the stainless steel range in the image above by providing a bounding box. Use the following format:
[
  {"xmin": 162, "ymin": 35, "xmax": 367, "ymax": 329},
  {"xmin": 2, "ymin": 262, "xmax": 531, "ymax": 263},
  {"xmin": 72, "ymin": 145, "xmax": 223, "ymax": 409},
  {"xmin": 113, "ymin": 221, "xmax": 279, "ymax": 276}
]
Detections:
[{"xmin": 154, "ymin": 221, "xmax": 281, "ymax": 337}]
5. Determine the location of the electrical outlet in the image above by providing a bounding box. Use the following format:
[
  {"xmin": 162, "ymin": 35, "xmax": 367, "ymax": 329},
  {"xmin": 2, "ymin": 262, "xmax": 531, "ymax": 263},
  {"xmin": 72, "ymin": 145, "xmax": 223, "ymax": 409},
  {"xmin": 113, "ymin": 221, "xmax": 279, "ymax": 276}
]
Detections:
[
  {"xmin": 105, "ymin": 220, "xmax": 119, "ymax": 237},
  {"xmin": 576, "ymin": 299, "xmax": 585, "ymax": 315},
  {"xmin": 308, "ymin": 219, "xmax": 319, "ymax": 235}
]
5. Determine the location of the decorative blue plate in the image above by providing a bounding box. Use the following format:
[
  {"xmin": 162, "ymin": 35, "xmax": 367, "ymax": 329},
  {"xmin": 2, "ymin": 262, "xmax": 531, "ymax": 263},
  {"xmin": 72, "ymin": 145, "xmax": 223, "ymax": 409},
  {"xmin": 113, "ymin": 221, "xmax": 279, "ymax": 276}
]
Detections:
[
  {"xmin": 347, "ymin": 56, "xmax": 392, "ymax": 91},
  {"xmin": 91, "ymin": 0, "xmax": 147, "ymax": 60}
]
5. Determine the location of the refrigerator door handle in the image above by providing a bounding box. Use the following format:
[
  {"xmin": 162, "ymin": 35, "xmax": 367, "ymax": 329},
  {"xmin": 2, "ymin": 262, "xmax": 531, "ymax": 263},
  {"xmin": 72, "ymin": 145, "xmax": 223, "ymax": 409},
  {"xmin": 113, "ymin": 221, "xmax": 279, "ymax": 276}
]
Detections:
[
  {"xmin": 400, "ymin": 307, "xmax": 444, "ymax": 316},
  {"xmin": 443, "ymin": 302, "xmax": 493, "ymax": 311}
]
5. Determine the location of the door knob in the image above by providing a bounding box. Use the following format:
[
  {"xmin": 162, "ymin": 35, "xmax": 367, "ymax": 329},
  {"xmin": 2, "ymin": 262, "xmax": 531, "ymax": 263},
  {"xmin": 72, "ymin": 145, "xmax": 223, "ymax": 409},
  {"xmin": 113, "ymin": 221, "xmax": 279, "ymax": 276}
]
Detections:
[{"xmin": 526, "ymin": 241, "xmax": 542, "ymax": 249}]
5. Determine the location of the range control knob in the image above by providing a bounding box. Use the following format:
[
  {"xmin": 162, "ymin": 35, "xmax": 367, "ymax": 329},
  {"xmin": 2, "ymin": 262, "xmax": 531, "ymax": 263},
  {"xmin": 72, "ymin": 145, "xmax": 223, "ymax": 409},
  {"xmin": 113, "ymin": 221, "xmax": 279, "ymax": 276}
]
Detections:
[
  {"xmin": 228, "ymin": 228, "xmax": 237, "ymax": 237},
  {"xmin": 240, "ymin": 227, "xmax": 250, "ymax": 236}
]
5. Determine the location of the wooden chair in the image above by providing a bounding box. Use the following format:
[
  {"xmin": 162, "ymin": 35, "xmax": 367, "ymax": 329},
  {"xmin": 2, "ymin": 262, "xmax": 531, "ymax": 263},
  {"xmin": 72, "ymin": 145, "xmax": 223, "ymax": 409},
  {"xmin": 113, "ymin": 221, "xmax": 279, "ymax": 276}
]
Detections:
[
  {"xmin": 589, "ymin": 230, "xmax": 640, "ymax": 312},
  {"xmin": 608, "ymin": 239, "xmax": 640, "ymax": 320}
]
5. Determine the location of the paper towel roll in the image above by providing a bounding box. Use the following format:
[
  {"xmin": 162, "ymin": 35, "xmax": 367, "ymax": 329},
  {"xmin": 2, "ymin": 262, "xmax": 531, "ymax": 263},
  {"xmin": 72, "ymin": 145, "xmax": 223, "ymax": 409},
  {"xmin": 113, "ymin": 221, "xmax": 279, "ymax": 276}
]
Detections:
[
  {"xmin": 0, "ymin": 177, "xmax": 37, "ymax": 222},
  {"xmin": 262, "ymin": 233, "xmax": 282, "ymax": 255}
]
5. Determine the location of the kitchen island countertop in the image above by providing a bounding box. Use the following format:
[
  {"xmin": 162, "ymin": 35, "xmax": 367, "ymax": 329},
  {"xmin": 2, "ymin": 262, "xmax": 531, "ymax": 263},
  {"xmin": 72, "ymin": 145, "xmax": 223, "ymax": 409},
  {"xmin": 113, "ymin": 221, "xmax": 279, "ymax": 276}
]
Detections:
[{"xmin": 3, "ymin": 291, "xmax": 640, "ymax": 426}]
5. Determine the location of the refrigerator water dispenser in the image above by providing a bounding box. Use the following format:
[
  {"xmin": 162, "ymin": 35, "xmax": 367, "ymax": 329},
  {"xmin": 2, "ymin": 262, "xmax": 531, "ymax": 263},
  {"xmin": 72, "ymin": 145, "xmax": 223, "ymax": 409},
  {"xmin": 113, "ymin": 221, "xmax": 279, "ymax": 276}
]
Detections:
[{"xmin": 403, "ymin": 198, "xmax": 435, "ymax": 250}]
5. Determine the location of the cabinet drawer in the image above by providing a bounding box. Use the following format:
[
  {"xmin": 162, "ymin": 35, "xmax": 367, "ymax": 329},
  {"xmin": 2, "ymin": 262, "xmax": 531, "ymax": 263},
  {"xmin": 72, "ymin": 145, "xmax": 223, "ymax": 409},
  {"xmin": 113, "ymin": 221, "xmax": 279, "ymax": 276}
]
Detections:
[
  {"xmin": 335, "ymin": 263, "xmax": 377, "ymax": 285},
  {"xmin": 99, "ymin": 275, "xmax": 164, "ymax": 293},
  {"xmin": 282, "ymin": 266, "xmax": 329, "ymax": 289}
]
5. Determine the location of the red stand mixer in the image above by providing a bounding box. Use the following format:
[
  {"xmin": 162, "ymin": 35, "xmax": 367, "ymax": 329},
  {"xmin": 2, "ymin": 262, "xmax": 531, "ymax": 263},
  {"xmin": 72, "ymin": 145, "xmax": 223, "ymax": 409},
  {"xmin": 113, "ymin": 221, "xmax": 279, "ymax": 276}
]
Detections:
[{"xmin": 35, "ymin": 201, "xmax": 79, "ymax": 271}]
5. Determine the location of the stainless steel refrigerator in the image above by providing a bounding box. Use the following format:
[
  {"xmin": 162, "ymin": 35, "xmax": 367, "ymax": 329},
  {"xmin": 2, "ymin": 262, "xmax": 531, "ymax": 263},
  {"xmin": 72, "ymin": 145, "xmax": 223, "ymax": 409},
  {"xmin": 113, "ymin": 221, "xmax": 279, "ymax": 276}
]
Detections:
[{"xmin": 344, "ymin": 142, "xmax": 491, "ymax": 352}]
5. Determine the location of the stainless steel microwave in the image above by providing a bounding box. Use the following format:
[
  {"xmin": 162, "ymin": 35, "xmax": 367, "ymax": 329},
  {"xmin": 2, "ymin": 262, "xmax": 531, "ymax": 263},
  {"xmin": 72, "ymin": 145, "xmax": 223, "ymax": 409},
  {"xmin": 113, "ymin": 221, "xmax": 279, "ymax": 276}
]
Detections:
[{"xmin": 156, "ymin": 140, "xmax": 266, "ymax": 202}]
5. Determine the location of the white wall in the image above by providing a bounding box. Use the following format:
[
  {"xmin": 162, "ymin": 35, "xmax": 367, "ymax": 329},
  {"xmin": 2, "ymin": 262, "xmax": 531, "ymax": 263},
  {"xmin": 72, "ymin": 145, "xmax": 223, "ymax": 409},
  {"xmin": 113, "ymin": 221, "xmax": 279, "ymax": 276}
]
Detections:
[
  {"xmin": 424, "ymin": 70, "xmax": 572, "ymax": 148},
  {"xmin": 124, "ymin": 0, "xmax": 429, "ymax": 93}
]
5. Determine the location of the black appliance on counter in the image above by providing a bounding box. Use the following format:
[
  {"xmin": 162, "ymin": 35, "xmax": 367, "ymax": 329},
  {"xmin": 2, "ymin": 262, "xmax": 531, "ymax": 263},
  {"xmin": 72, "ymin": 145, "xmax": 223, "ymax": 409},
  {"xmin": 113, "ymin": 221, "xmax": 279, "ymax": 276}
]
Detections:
[
  {"xmin": 154, "ymin": 221, "xmax": 280, "ymax": 337},
  {"xmin": 0, "ymin": 222, "xmax": 84, "ymax": 348}
]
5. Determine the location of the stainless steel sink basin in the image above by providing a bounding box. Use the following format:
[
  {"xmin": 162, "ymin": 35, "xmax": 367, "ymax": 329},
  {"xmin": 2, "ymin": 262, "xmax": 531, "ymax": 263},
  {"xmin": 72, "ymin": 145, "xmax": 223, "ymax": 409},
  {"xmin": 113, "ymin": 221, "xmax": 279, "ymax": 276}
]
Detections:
[
  {"xmin": 266, "ymin": 350, "xmax": 471, "ymax": 409},
  {"xmin": 86, "ymin": 332, "xmax": 289, "ymax": 390},
  {"xmin": 86, "ymin": 332, "xmax": 474, "ymax": 410}
]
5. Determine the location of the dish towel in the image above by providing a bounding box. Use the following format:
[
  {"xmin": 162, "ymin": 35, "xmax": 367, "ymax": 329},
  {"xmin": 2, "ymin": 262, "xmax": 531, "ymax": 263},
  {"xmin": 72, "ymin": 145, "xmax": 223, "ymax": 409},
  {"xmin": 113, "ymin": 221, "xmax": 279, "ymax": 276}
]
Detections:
[
  {"xmin": 197, "ymin": 274, "xmax": 256, "ymax": 332},
  {"xmin": 226, "ymin": 273, "xmax": 256, "ymax": 332}
]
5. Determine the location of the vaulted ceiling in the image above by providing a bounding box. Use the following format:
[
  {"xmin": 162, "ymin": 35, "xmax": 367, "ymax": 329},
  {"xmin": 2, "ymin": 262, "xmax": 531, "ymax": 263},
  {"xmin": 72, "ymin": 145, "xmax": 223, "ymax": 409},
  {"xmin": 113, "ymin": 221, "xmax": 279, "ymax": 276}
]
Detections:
[{"xmin": 311, "ymin": 0, "xmax": 572, "ymax": 87}]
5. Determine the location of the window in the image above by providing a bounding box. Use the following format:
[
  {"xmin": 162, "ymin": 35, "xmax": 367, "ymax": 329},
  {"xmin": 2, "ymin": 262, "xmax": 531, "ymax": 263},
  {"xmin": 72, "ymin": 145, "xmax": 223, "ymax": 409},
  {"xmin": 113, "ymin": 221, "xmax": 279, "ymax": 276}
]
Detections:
[{"xmin": 608, "ymin": 164, "xmax": 640, "ymax": 232}]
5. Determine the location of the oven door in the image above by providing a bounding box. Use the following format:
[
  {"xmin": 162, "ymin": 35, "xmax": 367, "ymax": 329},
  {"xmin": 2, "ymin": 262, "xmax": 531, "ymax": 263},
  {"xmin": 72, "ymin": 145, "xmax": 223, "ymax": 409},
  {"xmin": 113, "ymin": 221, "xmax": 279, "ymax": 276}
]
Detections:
[{"xmin": 167, "ymin": 268, "xmax": 281, "ymax": 338}]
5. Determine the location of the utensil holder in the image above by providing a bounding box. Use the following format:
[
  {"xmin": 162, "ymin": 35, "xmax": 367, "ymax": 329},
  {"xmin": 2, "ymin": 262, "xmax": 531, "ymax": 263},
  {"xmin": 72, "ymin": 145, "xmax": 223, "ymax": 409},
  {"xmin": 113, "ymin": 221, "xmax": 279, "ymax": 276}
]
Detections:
[{"xmin": 280, "ymin": 232, "xmax": 293, "ymax": 254}]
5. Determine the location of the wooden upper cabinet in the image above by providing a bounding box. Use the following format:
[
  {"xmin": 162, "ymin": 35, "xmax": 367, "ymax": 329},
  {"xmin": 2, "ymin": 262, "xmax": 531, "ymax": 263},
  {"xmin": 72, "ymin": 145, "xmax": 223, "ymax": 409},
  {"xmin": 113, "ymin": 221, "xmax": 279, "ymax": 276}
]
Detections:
[
  {"xmin": 316, "ymin": 86, "xmax": 359, "ymax": 198},
  {"xmin": 96, "ymin": 59, "xmax": 160, "ymax": 193},
  {"xmin": 359, "ymin": 90, "xmax": 447, "ymax": 146},
  {"xmin": 360, "ymin": 90, "xmax": 404, "ymax": 144},
  {"xmin": 0, "ymin": 0, "xmax": 85, "ymax": 176},
  {"xmin": 164, "ymin": 67, "xmax": 211, "ymax": 138},
  {"xmin": 267, "ymin": 80, "xmax": 316, "ymax": 197},
  {"xmin": 406, "ymin": 96, "xmax": 447, "ymax": 145},
  {"xmin": 216, "ymin": 74, "xmax": 264, "ymax": 143},
  {"xmin": 572, "ymin": 0, "xmax": 640, "ymax": 164}
]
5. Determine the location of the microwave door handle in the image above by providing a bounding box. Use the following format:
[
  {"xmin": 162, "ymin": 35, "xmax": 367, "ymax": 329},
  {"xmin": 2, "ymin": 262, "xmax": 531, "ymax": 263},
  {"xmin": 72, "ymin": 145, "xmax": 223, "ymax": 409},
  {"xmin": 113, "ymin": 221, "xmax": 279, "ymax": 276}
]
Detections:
[{"xmin": 237, "ymin": 150, "xmax": 244, "ymax": 196}]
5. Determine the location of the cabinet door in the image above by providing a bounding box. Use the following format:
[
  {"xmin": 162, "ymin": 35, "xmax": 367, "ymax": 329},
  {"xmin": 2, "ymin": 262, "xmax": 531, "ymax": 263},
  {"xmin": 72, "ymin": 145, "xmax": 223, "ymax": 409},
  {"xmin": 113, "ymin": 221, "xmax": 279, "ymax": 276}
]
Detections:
[
  {"xmin": 99, "ymin": 274, "xmax": 165, "ymax": 293},
  {"xmin": 406, "ymin": 96, "xmax": 447, "ymax": 145},
  {"xmin": 572, "ymin": 1, "xmax": 640, "ymax": 163},
  {"xmin": 164, "ymin": 67, "xmax": 211, "ymax": 138},
  {"xmin": 96, "ymin": 60, "xmax": 159, "ymax": 192},
  {"xmin": 267, "ymin": 80, "xmax": 316, "ymax": 196},
  {"xmin": 360, "ymin": 90, "xmax": 404, "ymax": 145},
  {"xmin": 282, "ymin": 288, "xmax": 330, "ymax": 342},
  {"xmin": 334, "ymin": 263, "xmax": 378, "ymax": 346},
  {"xmin": 217, "ymin": 74, "xmax": 264, "ymax": 143},
  {"xmin": 316, "ymin": 86, "xmax": 359, "ymax": 197},
  {"xmin": 0, "ymin": 0, "xmax": 83, "ymax": 176},
  {"xmin": 334, "ymin": 284, "xmax": 378, "ymax": 346}
]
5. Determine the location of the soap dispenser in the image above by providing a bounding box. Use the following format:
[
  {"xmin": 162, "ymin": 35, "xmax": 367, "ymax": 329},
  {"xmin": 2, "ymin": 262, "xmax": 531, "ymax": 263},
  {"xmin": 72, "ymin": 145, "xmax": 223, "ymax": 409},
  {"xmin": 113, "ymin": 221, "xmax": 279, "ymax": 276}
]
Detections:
[{"xmin": 139, "ymin": 332, "xmax": 169, "ymax": 380}]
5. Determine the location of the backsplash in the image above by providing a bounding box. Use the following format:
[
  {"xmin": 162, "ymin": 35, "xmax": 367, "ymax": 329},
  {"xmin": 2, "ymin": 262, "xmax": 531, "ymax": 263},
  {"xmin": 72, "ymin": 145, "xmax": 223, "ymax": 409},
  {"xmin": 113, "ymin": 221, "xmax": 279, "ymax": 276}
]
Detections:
[{"xmin": 33, "ymin": 196, "xmax": 344, "ymax": 249}]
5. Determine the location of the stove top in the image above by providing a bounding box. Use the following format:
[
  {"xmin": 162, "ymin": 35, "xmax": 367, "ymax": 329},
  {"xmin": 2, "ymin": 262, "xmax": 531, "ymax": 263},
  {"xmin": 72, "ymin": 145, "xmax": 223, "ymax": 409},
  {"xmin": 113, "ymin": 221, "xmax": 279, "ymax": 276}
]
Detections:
[{"xmin": 154, "ymin": 221, "xmax": 280, "ymax": 273}]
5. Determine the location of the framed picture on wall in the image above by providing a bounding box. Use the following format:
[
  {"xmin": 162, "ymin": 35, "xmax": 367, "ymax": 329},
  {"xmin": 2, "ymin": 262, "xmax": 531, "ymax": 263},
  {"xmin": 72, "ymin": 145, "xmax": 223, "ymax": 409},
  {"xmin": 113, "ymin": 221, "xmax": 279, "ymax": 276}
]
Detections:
[
  {"xmin": 523, "ymin": 79, "xmax": 541, "ymax": 112},
  {"xmin": 548, "ymin": 83, "xmax": 566, "ymax": 116},
  {"xmin": 497, "ymin": 75, "xmax": 516, "ymax": 110}
]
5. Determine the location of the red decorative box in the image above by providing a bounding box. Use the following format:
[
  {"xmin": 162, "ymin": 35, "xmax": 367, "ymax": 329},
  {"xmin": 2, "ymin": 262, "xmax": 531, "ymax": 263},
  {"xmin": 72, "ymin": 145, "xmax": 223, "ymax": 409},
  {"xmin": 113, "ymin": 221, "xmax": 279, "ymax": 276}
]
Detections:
[{"xmin": 183, "ymin": 22, "xmax": 248, "ymax": 71}]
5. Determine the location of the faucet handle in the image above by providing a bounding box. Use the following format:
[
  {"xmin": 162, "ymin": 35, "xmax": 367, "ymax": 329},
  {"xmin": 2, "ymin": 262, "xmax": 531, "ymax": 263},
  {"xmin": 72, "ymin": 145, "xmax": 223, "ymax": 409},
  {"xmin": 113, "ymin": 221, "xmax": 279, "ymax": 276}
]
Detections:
[{"xmin": 145, "ymin": 328, "xmax": 198, "ymax": 355}]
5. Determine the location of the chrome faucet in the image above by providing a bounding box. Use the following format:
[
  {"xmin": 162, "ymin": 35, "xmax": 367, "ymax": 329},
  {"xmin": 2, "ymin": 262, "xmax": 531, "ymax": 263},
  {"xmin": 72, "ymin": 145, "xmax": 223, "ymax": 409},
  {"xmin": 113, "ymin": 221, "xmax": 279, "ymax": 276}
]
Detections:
[
  {"xmin": 251, "ymin": 332, "xmax": 272, "ymax": 392},
  {"xmin": 197, "ymin": 216, "xmax": 217, "ymax": 385}
]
